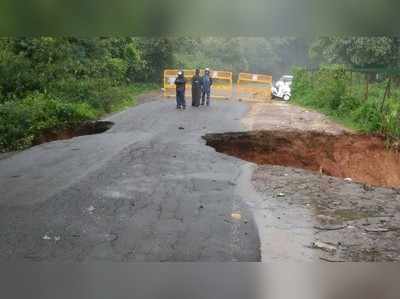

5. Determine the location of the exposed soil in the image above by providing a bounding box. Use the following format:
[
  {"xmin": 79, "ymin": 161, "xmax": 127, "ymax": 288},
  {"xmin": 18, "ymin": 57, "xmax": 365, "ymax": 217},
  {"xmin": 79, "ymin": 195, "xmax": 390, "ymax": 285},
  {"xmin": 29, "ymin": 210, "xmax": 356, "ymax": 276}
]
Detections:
[
  {"xmin": 33, "ymin": 121, "xmax": 114, "ymax": 145},
  {"xmin": 204, "ymin": 130, "xmax": 400, "ymax": 188}
]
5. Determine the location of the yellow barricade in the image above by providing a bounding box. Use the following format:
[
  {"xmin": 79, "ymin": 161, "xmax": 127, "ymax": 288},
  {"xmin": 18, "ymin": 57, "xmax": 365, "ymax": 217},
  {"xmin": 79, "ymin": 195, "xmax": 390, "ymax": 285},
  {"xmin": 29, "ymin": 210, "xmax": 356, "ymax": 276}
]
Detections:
[
  {"xmin": 237, "ymin": 72, "xmax": 272, "ymax": 101},
  {"xmin": 163, "ymin": 69, "xmax": 194, "ymax": 98},
  {"xmin": 163, "ymin": 69, "xmax": 233, "ymax": 99},
  {"xmin": 210, "ymin": 70, "xmax": 233, "ymax": 99}
]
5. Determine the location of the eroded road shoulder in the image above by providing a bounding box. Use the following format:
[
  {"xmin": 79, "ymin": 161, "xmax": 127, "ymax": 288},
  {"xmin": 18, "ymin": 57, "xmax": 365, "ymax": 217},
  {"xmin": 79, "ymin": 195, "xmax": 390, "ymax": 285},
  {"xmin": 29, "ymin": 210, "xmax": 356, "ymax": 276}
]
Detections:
[{"xmin": 232, "ymin": 101, "xmax": 400, "ymax": 262}]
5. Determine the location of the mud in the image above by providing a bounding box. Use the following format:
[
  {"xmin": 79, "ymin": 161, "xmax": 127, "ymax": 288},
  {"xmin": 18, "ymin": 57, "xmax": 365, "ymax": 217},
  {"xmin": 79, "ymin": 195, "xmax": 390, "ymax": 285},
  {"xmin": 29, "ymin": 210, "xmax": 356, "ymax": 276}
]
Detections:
[
  {"xmin": 204, "ymin": 130, "xmax": 400, "ymax": 188},
  {"xmin": 33, "ymin": 121, "xmax": 114, "ymax": 145}
]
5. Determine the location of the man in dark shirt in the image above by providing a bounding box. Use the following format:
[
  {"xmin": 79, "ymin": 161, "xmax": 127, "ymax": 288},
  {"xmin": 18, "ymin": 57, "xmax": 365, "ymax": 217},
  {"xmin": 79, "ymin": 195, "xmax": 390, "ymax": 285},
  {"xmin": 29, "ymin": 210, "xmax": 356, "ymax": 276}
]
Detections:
[
  {"xmin": 191, "ymin": 68, "xmax": 202, "ymax": 107},
  {"xmin": 175, "ymin": 71, "xmax": 186, "ymax": 110}
]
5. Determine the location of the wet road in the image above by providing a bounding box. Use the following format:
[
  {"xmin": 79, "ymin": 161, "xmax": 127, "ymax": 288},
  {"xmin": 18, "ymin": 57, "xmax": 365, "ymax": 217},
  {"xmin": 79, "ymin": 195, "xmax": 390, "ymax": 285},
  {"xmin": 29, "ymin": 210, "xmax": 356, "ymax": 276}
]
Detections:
[{"xmin": 0, "ymin": 98, "xmax": 260, "ymax": 261}]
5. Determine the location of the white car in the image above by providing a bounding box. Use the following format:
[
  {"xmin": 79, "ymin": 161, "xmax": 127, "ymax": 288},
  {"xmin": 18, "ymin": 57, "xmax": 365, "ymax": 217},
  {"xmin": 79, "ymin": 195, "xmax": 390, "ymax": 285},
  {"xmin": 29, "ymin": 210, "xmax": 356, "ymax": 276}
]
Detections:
[{"xmin": 272, "ymin": 75, "xmax": 293, "ymax": 101}]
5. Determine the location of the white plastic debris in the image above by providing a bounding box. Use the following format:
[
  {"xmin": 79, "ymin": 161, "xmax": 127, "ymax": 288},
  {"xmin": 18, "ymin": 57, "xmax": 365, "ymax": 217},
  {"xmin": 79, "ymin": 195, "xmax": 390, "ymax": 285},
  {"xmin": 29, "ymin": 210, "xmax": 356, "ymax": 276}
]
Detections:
[
  {"xmin": 344, "ymin": 178, "xmax": 353, "ymax": 183},
  {"xmin": 311, "ymin": 241, "xmax": 337, "ymax": 253},
  {"xmin": 87, "ymin": 206, "xmax": 96, "ymax": 213},
  {"xmin": 42, "ymin": 234, "xmax": 51, "ymax": 241},
  {"xmin": 277, "ymin": 192, "xmax": 286, "ymax": 198}
]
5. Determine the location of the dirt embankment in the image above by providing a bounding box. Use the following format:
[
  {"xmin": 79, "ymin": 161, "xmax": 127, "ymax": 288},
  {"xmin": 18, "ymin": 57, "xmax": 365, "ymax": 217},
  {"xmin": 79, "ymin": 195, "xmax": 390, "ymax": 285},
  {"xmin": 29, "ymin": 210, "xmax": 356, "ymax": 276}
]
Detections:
[
  {"xmin": 33, "ymin": 121, "xmax": 113, "ymax": 145},
  {"xmin": 204, "ymin": 130, "xmax": 400, "ymax": 189}
]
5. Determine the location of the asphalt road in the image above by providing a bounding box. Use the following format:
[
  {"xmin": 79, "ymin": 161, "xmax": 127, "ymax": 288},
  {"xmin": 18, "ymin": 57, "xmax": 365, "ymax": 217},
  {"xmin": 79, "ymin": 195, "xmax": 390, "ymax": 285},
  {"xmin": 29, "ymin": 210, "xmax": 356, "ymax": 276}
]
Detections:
[{"xmin": 0, "ymin": 98, "xmax": 260, "ymax": 261}]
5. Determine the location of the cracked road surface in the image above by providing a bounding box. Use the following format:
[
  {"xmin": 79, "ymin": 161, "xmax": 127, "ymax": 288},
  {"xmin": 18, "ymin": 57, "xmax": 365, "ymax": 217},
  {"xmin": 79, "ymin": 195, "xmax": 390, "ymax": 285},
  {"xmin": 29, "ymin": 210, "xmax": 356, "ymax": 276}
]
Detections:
[{"xmin": 0, "ymin": 98, "xmax": 260, "ymax": 261}]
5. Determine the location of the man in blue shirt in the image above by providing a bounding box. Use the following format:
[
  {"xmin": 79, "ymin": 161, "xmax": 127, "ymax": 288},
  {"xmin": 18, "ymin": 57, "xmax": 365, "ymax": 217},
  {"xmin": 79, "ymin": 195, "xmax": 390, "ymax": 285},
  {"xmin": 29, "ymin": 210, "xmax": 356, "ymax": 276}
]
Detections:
[{"xmin": 201, "ymin": 68, "xmax": 213, "ymax": 106}]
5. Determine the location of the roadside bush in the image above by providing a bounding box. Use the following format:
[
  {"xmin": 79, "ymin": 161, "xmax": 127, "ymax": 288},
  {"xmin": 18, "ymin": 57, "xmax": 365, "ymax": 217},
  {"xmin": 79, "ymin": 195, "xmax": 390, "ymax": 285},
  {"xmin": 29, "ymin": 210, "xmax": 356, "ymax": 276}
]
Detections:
[
  {"xmin": 49, "ymin": 78, "xmax": 132, "ymax": 113},
  {"xmin": 102, "ymin": 57, "xmax": 129, "ymax": 85},
  {"xmin": 351, "ymin": 99, "xmax": 382, "ymax": 132},
  {"xmin": 0, "ymin": 37, "xmax": 167, "ymax": 152},
  {"xmin": 350, "ymin": 97, "xmax": 400, "ymax": 139},
  {"xmin": 292, "ymin": 65, "xmax": 400, "ymax": 141},
  {"xmin": 313, "ymin": 66, "xmax": 349, "ymax": 111},
  {"xmin": 0, "ymin": 93, "xmax": 96, "ymax": 151},
  {"xmin": 292, "ymin": 67, "xmax": 312, "ymax": 98},
  {"xmin": 0, "ymin": 49, "xmax": 39, "ymax": 102},
  {"xmin": 381, "ymin": 98, "xmax": 400, "ymax": 140}
]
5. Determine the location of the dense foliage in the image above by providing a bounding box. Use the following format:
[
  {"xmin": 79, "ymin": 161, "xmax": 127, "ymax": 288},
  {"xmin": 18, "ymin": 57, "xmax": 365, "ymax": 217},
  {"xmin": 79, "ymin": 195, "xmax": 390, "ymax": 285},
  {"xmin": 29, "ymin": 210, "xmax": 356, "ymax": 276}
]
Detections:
[
  {"xmin": 292, "ymin": 65, "xmax": 400, "ymax": 142},
  {"xmin": 0, "ymin": 37, "xmax": 170, "ymax": 151},
  {"xmin": 310, "ymin": 37, "xmax": 400, "ymax": 68},
  {"xmin": 293, "ymin": 37, "xmax": 400, "ymax": 142}
]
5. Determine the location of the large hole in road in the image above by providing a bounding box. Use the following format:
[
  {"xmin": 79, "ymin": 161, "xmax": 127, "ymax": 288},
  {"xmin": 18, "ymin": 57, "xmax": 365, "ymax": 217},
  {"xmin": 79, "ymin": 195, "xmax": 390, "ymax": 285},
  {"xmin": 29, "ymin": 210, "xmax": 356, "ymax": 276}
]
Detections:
[
  {"xmin": 204, "ymin": 131, "xmax": 400, "ymax": 188},
  {"xmin": 33, "ymin": 121, "xmax": 114, "ymax": 145}
]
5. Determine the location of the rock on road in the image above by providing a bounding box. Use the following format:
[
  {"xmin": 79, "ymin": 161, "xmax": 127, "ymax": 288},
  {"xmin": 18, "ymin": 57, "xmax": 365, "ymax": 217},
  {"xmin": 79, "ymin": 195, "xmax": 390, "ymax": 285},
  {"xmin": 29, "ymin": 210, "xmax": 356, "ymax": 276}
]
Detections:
[{"xmin": 0, "ymin": 97, "xmax": 260, "ymax": 262}]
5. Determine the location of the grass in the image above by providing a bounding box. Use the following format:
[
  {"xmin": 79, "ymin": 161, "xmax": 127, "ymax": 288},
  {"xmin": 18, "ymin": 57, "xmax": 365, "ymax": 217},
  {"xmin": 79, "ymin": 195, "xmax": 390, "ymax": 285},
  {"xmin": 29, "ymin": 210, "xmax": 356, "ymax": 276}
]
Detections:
[{"xmin": 291, "ymin": 66, "xmax": 400, "ymax": 141}]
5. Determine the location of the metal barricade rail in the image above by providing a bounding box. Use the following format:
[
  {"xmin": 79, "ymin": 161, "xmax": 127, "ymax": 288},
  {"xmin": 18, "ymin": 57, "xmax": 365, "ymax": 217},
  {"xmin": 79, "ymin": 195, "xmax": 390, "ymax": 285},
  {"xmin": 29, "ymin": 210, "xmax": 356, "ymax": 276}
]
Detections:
[{"xmin": 237, "ymin": 72, "xmax": 272, "ymax": 101}]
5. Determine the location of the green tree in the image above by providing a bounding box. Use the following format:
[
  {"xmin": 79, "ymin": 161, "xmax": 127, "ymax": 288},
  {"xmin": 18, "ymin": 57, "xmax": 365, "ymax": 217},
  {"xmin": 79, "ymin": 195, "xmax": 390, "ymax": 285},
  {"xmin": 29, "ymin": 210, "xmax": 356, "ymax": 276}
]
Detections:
[
  {"xmin": 310, "ymin": 37, "xmax": 400, "ymax": 68},
  {"xmin": 136, "ymin": 38, "xmax": 174, "ymax": 81}
]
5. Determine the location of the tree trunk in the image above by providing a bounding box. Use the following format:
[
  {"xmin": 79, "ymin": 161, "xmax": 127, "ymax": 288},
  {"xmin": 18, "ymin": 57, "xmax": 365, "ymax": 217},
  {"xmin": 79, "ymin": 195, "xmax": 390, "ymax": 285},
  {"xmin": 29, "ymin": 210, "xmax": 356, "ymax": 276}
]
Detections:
[
  {"xmin": 380, "ymin": 76, "xmax": 392, "ymax": 112},
  {"xmin": 349, "ymin": 71, "xmax": 353, "ymax": 97}
]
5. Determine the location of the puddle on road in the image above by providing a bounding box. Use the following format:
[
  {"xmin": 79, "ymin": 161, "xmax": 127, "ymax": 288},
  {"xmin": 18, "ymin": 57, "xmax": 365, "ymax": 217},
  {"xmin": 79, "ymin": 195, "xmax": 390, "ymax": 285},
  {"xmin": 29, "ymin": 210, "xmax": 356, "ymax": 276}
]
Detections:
[
  {"xmin": 34, "ymin": 121, "xmax": 114, "ymax": 145},
  {"xmin": 204, "ymin": 130, "xmax": 400, "ymax": 188}
]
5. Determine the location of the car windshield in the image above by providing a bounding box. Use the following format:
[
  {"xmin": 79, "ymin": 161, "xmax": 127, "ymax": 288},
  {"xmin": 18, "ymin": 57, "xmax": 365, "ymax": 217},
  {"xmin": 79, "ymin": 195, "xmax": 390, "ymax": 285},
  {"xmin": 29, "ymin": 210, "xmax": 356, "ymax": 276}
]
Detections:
[{"xmin": 281, "ymin": 76, "xmax": 293, "ymax": 82}]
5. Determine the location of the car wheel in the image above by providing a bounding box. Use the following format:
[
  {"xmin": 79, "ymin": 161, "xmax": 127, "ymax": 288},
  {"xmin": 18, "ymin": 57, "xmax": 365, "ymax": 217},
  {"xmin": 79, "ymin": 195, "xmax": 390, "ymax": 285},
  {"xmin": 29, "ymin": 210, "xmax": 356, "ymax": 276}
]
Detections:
[{"xmin": 283, "ymin": 94, "xmax": 290, "ymax": 101}]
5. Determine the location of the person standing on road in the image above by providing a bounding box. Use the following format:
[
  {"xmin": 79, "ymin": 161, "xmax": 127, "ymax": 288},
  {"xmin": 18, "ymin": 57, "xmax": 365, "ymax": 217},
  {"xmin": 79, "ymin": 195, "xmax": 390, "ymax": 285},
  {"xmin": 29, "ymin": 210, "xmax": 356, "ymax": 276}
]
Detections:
[
  {"xmin": 175, "ymin": 70, "xmax": 186, "ymax": 110},
  {"xmin": 201, "ymin": 68, "xmax": 213, "ymax": 106},
  {"xmin": 191, "ymin": 68, "xmax": 202, "ymax": 107}
]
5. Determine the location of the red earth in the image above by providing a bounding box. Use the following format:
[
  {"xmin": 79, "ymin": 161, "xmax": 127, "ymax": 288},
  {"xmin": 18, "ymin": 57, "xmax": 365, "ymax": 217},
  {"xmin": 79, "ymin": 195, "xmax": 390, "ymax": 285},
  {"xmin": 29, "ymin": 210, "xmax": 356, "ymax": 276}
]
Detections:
[{"xmin": 204, "ymin": 130, "xmax": 400, "ymax": 188}]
